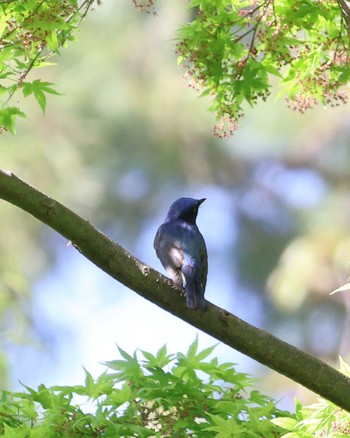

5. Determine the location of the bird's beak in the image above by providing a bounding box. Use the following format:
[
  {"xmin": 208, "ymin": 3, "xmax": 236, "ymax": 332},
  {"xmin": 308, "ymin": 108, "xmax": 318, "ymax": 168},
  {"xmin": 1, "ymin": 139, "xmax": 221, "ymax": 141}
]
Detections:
[{"xmin": 198, "ymin": 198, "xmax": 206, "ymax": 205}]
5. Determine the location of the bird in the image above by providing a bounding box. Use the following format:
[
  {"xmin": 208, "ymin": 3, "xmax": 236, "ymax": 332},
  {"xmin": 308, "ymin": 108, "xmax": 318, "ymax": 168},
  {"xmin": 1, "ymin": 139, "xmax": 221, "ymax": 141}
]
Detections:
[{"xmin": 154, "ymin": 197, "xmax": 208, "ymax": 310}]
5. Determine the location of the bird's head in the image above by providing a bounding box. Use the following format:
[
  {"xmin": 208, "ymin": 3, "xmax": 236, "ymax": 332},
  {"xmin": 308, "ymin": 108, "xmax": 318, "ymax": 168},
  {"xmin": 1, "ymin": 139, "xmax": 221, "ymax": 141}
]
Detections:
[{"xmin": 166, "ymin": 197, "xmax": 206, "ymax": 224}]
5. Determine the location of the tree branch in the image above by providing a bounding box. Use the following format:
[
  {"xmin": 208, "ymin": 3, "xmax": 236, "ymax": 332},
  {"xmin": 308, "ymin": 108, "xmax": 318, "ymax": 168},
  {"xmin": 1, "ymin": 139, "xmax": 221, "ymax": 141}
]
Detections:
[
  {"xmin": 1, "ymin": 168, "xmax": 350, "ymax": 411},
  {"xmin": 338, "ymin": 0, "xmax": 350, "ymax": 34}
]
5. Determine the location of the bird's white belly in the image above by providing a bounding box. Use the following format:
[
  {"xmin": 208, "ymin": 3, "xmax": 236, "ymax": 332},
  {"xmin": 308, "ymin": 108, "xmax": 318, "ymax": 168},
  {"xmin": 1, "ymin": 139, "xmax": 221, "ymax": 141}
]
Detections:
[{"xmin": 168, "ymin": 243, "xmax": 183, "ymax": 267}]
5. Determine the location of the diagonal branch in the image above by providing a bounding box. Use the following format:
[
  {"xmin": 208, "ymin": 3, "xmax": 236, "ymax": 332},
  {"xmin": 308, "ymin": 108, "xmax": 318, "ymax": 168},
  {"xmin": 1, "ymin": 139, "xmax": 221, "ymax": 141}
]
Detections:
[
  {"xmin": 1, "ymin": 168, "xmax": 350, "ymax": 411},
  {"xmin": 338, "ymin": 0, "xmax": 350, "ymax": 34}
]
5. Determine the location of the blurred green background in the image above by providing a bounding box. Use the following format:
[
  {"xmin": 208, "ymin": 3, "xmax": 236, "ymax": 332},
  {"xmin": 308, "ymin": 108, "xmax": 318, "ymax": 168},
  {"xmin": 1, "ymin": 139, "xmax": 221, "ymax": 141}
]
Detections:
[{"xmin": 1, "ymin": 0, "xmax": 350, "ymax": 411}]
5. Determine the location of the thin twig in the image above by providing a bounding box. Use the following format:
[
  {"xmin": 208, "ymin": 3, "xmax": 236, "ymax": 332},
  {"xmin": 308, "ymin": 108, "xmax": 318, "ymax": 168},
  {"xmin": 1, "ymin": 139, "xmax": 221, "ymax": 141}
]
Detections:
[{"xmin": 337, "ymin": 0, "xmax": 350, "ymax": 35}]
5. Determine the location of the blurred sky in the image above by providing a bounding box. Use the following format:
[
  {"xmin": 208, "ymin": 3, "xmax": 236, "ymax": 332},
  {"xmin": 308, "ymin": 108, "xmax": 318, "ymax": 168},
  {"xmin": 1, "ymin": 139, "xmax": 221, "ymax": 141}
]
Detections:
[{"xmin": 2, "ymin": 0, "xmax": 350, "ymax": 414}]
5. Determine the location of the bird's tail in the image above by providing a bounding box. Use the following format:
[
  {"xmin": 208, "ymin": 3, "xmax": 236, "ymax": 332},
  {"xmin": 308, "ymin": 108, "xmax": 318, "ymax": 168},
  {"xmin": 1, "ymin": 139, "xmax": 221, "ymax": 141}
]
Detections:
[
  {"xmin": 186, "ymin": 289, "xmax": 206, "ymax": 310},
  {"xmin": 182, "ymin": 265, "xmax": 206, "ymax": 310}
]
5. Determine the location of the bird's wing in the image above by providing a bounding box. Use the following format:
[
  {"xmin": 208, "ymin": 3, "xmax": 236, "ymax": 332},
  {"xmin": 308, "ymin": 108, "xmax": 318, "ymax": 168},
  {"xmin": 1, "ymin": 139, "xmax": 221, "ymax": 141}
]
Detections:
[
  {"xmin": 154, "ymin": 223, "xmax": 184, "ymax": 268},
  {"xmin": 155, "ymin": 221, "xmax": 208, "ymax": 289},
  {"xmin": 199, "ymin": 232, "xmax": 208, "ymax": 291},
  {"xmin": 154, "ymin": 222, "xmax": 185, "ymax": 289}
]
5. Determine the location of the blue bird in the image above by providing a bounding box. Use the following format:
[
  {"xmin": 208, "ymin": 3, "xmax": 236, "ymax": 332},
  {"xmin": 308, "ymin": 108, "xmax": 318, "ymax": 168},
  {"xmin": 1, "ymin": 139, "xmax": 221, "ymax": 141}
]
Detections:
[{"xmin": 154, "ymin": 197, "xmax": 208, "ymax": 310}]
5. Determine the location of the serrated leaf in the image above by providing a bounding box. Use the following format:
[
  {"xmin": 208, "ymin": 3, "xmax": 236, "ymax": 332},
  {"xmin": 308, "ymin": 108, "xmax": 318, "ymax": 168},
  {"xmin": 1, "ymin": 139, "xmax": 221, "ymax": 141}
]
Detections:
[
  {"xmin": 18, "ymin": 381, "xmax": 37, "ymax": 396},
  {"xmin": 38, "ymin": 82, "xmax": 61, "ymax": 96},
  {"xmin": 156, "ymin": 343, "xmax": 168, "ymax": 359},
  {"xmin": 104, "ymin": 385, "xmax": 132, "ymax": 407},
  {"xmin": 35, "ymin": 387, "xmax": 52, "ymax": 410},
  {"xmin": 33, "ymin": 61, "xmax": 58, "ymax": 69},
  {"xmin": 271, "ymin": 417, "xmax": 298, "ymax": 430},
  {"xmin": 34, "ymin": 88, "xmax": 46, "ymax": 112},
  {"xmin": 84, "ymin": 367, "xmax": 94, "ymax": 389},
  {"xmin": 280, "ymin": 433, "xmax": 301, "ymax": 438},
  {"xmin": 199, "ymin": 88, "xmax": 210, "ymax": 98},
  {"xmin": 141, "ymin": 350, "xmax": 157, "ymax": 363},
  {"xmin": 263, "ymin": 63, "xmax": 283, "ymax": 78},
  {"xmin": 117, "ymin": 345, "xmax": 134, "ymax": 362},
  {"xmin": 337, "ymin": 69, "xmax": 350, "ymax": 84},
  {"xmin": 47, "ymin": 30, "xmax": 59, "ymax": 53},
  {"xmin": 21, "ymin": 82, "xmax": 33, "ymax": 98},
  {"xmin": 186, "ymin": 336, "xmax": 199, "ymax": 358},
  {"xmin": 187, "ymin": 0, "xmax": 202, "ymax": 8},
  {"xmin": 196, "ymin": 344, "xmax": 217, "ymax": 361},
  {"xmin": 339, "ymin": 356, "xmax": 350, "ymax": 377},
  {"xmin": 294, "ymin": 398, "xmax": 305, "ymax": 421},
  {"xmin": 3, "ymin": 424, "xmax": 27, "ymax": 438},
  {"xmin": 0, "ymin": 107, "xmax": 26, "ymax": 134},
  {"xmin": 329, "ymin": 283, "xmax": 350, "ymax": 295}
]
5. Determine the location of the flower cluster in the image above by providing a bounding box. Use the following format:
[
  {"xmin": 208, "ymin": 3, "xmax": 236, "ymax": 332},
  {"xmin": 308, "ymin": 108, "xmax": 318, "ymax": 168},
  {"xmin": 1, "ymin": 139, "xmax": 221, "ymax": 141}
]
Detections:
[
  {"xmin": 131, "ymin": 0, "xmax": 157, "ymax": 16},
  {"xmin": 1, "ymin": 1, "xmax": 78, "ymax": 53},
  {"xmin": 212, "ymin": 114, "xmax": 240, "ymax": 139},
  {"xmin": 286, "ymin": 94, "xmax": 318, "ymax": 113}
]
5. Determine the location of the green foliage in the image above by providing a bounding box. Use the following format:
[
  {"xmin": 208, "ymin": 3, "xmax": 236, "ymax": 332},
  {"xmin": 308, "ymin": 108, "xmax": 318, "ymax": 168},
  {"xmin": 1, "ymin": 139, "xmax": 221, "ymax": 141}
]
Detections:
[
  {"xmin": 272, "ymin": 357, "xmax": 350, "ymax": 437},
  {"xmin": 177, "ymin": 0, "xmax": 350, "ymax": 137},
  {"xmin": 0, "ymin": 0, "xmax": 98, "ymax": 133},
  {"xmin": 0, "ymin": 339, "xmax": 288, "ymax": 437},
  {"xmin": 3, "ymin": 0, "xmax": 349, "ymax": 136},
  {"xmin": 330, "ymin": 282, "xmax": 350, "ymax": 295}
]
